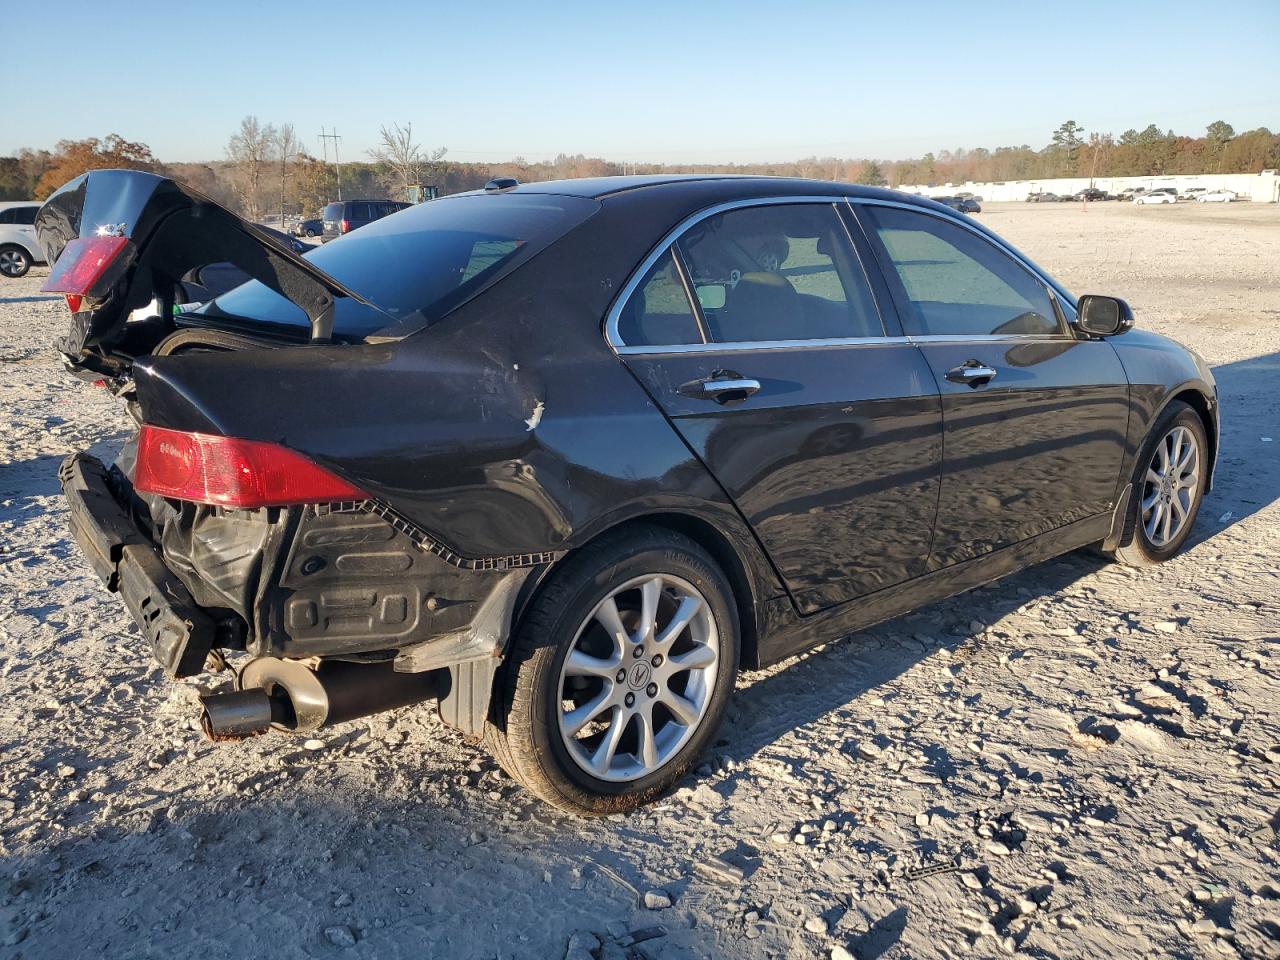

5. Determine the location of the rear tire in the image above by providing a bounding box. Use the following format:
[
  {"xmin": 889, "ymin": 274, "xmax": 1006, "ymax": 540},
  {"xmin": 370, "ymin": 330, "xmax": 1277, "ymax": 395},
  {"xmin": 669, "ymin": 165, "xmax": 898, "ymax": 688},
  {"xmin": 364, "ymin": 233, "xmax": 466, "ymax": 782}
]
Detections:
[
  {"xmin": 1109, "ymin": 401, "xmax": 1207, "ymax": 567},
  {"xmin": 0, "ymin": 246, "xmax": 32, "ymax": 279},
  {"xmin": 484, "ymin": 525, "xmax": 739, "ymax": 815}
]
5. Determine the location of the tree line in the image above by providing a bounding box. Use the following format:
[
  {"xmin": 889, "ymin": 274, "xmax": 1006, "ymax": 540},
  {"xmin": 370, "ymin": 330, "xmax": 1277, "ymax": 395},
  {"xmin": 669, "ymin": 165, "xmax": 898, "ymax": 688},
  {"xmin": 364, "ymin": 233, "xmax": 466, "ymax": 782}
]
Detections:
[{"xmin": 2, "ymin": 119, "xmax": 1276, "ymax": 213}]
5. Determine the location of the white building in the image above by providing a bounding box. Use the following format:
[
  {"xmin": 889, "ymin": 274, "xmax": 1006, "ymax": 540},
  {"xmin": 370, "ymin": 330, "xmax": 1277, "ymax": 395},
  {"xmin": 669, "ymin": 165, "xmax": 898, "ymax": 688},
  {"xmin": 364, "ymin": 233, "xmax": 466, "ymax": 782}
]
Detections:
[{"xmin": 898, "ymin": 170, "xmax": 1279, "ymax": 202}]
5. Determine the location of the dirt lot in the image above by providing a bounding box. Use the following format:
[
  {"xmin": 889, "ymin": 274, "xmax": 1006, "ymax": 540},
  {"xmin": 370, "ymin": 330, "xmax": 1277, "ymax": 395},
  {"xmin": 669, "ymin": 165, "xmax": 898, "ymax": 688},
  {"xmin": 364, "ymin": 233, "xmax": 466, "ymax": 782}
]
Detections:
[{"xmin": 0, "ymin": 200, "xmax": 1277, "ymax": 960}]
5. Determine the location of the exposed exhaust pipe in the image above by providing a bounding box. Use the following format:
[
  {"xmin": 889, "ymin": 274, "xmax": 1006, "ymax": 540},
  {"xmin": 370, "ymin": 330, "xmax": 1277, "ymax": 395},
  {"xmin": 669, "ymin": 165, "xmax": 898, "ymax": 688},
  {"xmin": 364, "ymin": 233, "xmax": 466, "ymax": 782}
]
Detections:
[{"xmin": 200, "ymin": 658, "xmax": 451, "ymax": 739}]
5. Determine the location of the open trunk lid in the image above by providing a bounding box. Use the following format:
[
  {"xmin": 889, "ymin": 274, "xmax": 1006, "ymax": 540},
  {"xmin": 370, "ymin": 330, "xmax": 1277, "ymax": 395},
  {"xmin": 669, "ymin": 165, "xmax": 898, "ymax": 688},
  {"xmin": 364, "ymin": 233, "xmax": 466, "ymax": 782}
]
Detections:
[{"xmin": 36, "ymin": 169, "xmax": 371, "ymax": 380}]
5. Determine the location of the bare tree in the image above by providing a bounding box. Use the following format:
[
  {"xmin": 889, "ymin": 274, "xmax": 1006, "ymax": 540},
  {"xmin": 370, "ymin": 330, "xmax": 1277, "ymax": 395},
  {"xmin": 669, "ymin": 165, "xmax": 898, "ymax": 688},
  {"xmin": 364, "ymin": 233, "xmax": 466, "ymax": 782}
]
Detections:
[
  {"xmin": 368, "ymin": 122, "xmax": 447, "ymax": 198},
  {"xmin": 226, "ymin": 116, "xmax": 277, "ymax": 219},
  {"xmin": 274, "ymin": 123, "xmax": 301, "ymax": 222}
]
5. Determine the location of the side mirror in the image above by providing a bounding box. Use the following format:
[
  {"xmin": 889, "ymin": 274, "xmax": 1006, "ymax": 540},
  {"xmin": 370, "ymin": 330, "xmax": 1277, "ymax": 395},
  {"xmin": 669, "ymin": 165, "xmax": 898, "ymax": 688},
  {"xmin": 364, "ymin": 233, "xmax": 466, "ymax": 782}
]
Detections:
[{"xmin": 1076, "ymin": 295, "xmax": 1134, "ymax": 337}]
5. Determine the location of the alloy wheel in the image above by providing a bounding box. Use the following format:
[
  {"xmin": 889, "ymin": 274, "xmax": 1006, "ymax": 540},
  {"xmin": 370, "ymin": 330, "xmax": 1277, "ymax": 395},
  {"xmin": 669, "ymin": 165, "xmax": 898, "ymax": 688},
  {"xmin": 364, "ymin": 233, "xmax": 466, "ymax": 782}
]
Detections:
[
  {"xmin": 0, "ymin": 250, "xmax": 27, "ymax": 277},
  {"xmin": 1140, "ymin": 424, "xmax": 1201, "ymax": 548},
  {"xmin": 557, "ymin": 573, "xmax": 719, "ymax": 783}
]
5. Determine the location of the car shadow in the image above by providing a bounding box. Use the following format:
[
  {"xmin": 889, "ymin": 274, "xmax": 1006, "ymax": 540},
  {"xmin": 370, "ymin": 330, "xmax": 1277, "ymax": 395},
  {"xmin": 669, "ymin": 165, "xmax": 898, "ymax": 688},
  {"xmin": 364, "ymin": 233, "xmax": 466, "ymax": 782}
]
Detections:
[
  {"xmin": 1192, "ymin": 350, "xmax": 1280, "ymax": 535},
  {"xmin": 723, "ymin": 548, "xmax": 1108, "ymax": 769},
  {"xmin": 0, "ymin": 294, "xmax": 60, "ymax": 305},
  {"xmin": 0, "ymin": 436, "xmax": 130, "ymax": 501}
]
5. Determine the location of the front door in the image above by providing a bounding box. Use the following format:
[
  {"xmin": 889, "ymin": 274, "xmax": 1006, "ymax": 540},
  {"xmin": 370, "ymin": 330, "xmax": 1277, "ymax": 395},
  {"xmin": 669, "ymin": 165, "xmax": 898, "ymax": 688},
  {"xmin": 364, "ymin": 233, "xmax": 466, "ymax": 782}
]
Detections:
[
  {"xmin": 854, "ymin": 202, "xmax": 1130, "ymax": 569},
  {"xmin": 611, "ymin": 200, "xmax": 943, "ymax": 613}
]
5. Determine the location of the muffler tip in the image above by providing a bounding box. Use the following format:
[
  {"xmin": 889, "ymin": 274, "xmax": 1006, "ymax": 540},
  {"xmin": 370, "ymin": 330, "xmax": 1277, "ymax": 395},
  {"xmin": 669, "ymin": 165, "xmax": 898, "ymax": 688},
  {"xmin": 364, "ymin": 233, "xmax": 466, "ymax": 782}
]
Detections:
[{"xmin": 200, "ymin": 688, "xmax": 275, "ymax": 741}]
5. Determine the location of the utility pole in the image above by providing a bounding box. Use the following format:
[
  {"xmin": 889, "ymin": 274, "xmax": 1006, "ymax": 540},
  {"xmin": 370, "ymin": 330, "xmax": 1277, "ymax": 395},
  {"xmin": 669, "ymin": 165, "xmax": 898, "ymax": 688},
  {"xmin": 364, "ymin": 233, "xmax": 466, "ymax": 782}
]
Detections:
[
  {"xmin": 1082, "ymin": 134, "xmax": 1106, "ymax": 212},
  {"xmin": 319, "ymin": 127, "xmax": 343, "ymax": 200},
  {"xmin": 280, "ymin": 136, "xmax": 287, "ymax": 227}
]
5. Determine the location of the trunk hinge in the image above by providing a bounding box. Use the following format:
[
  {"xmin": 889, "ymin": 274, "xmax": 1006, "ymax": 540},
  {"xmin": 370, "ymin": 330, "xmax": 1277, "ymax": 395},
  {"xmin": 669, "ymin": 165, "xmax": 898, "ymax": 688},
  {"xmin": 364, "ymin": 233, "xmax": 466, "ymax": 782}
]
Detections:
[{"xmin": 311, "ymin": 297, "xmax": 335, "ymax": 344}]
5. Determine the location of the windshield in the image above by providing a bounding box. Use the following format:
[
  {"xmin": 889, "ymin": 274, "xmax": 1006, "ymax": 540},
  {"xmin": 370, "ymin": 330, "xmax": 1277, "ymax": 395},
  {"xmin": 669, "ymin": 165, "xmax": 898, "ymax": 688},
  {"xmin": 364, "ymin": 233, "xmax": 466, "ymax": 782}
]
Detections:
[{"xmin": 199, "ymin": 192, "xmax": 599, "ymax": 338}]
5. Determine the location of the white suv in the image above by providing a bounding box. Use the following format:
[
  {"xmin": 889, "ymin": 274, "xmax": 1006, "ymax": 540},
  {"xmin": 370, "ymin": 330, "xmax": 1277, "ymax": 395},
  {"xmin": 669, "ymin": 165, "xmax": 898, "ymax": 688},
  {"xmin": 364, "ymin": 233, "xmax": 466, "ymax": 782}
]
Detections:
[{"xmin": 0, "ymin": 202, "xmax": 46, "ymax": 278}]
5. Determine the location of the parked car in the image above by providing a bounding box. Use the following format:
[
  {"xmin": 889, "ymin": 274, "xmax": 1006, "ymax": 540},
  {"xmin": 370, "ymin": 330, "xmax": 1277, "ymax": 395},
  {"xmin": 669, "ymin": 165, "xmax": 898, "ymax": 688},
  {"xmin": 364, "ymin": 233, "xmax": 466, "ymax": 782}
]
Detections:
[
  {"xmin": 321, "ymin": 199, "xmax": 410, "ymax": 240},
  {"xmin": 1027, "ymin": 192, "xmax": 1060, "ymax": 203},
  {"xmin": 0, "ymin": 202, "xmax": 46, "ymax": 278},
  {"xmin": 1135, "ymin": 189, "xmax": 1178, "ymax": 205},
  {"xmin": 38, "ymin": 170, "xmax": 1219, "ymax": 815},
  {"xmin": 1182, "ymin": 188, "xmax": 1207, "ymax": 201},
  {"xmin": 293, "ymin": 218, "xmax": 324, "ymax": 238},
  {"xmin": 1072, "ymin": 188, "xmax": 1109, "ymax": 202},
  {"xmin": 1197, "ymin": 189, "xmax": 1238, "ymax": 203}
]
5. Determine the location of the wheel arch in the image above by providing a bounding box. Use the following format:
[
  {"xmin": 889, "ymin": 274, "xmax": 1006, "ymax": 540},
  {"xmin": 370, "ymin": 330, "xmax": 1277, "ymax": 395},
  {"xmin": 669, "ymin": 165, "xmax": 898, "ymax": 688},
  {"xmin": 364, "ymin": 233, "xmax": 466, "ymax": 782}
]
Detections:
[
  {"xmin": 0, "ymin": 240, "xmax": 39, "ymax": 260},
  {"xmin": 1162, "ymin": 384, "xmax": 1218, "ymax": 490},
  {"xmin": 510, "ymin": 511, "xmax": 766, "ymax": 671}
]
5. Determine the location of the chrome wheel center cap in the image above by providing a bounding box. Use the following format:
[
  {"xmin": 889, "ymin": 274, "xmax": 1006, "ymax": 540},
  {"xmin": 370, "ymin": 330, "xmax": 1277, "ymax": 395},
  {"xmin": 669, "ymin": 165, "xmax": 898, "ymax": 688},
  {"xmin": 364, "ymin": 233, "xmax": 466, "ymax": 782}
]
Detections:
[{"xmin": 627, "ymin": 661, "xmax": 653, "ymax": 690}]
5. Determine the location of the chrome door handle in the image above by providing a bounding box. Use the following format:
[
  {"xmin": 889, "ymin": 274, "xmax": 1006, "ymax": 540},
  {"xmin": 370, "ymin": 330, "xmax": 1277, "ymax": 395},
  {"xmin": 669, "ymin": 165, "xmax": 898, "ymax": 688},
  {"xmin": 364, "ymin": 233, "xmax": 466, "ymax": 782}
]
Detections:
[
  {"xmin": 678, "ymin": 372, "xmax": 762, "ymax": 404},
  {"xmin": 945, "ymin": 363, "xmax": 997, "ymax": 386},
  {"xmin": 703, "ymin": 377, "xmax": 761, "ymax": 397}
]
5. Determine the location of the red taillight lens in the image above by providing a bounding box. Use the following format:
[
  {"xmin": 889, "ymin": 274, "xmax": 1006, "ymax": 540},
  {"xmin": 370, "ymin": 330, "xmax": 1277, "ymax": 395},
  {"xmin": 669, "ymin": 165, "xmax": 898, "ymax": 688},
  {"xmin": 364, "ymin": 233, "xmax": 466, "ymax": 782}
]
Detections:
[
  {"xmin": 134, "ymin": 426, "xmax": 366, "ymax": 508},
  {"xmin": 41, "ymin": 236, "xmax": 132, "ymax": 305},
  {"xmin": 340, "ymin": 219, "xmax": 350, "ymax": 233}
]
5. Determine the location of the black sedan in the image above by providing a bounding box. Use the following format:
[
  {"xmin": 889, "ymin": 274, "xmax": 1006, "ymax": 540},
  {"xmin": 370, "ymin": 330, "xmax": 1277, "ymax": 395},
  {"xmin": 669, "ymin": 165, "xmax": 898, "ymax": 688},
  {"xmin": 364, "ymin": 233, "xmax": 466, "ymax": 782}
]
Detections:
[{"xmin": 37, "ymin": 170, "xmax": 1218, "ymax": 815}]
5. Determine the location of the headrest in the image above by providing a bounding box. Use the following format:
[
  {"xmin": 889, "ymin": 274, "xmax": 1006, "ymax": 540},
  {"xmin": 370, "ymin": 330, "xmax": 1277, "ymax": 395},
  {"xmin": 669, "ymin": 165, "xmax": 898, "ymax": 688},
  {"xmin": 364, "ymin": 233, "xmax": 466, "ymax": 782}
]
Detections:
[{"xmin": 720, "ymin": 272, "xmax": 801, "ymax": 341}]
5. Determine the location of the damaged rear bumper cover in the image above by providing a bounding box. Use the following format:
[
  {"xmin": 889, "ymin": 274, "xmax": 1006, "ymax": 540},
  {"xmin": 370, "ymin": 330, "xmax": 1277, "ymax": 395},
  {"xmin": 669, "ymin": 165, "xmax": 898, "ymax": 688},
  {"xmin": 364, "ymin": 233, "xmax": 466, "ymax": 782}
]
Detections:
[
  {"xmin": 60, "ymin": 453, "xmax": 215, "ymax": 678},
  {"xmin": 59, "ymin": 453, "xmax": 542, "ymax": 734}
]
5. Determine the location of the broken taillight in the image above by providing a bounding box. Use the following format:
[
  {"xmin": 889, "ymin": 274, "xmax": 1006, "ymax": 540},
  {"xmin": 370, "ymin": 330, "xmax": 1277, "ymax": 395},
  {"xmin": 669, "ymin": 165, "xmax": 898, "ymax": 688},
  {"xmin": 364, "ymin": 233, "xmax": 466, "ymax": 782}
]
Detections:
[
  {"xmin": 40, "ymin": 235, "xmax": 133, "ymax": 311},
  {"xmin": 134, "ymin": 426, "xmax": 367, "ymax": 508}
]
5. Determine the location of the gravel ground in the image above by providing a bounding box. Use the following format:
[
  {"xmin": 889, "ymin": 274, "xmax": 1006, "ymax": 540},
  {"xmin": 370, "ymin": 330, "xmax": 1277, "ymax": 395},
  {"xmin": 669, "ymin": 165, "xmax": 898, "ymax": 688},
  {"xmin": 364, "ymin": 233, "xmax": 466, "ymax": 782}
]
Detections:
[{"xmin": 0, "ymin": 200, "xmax": 1277, "ymax": 960}]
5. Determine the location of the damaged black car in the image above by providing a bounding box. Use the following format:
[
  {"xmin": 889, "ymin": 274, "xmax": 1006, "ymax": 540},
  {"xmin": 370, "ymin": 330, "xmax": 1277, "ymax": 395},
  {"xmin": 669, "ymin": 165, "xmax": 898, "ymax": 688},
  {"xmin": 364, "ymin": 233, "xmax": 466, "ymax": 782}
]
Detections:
[{"xmin": 39, "ymin": 170, "xmax": 1218, "ymax": 815}]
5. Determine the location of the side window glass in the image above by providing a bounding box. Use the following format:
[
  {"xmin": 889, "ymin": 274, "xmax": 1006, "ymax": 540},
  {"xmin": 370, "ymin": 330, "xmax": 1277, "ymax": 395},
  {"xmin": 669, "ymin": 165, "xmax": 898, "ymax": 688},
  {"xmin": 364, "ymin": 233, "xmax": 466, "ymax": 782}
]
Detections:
[
  {"xmin": 617, "ymin": 248, "xmax": 703, "ymax": 347},
  {"xmin": 16, "ymin": 208, "xmax": 38, "ymax": 225},
  {"xmin": 675, "ymin": 204, "xmax": 882, "ymax": 343},
  {"xmin": 0, "ymin": 209, "xmax": 15, "ymax": 225},
  {"xmin": 864, "ymin": 206, "xmax": 1061, "ymax": 337}
]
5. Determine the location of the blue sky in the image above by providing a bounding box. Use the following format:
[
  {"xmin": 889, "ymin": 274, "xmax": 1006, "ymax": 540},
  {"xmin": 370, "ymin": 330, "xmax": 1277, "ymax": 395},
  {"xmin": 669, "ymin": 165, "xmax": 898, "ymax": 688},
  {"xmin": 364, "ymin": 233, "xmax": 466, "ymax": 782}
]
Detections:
[{"xmin": 8, "ymin": 0, "xmax": 1278, "ymax": 164}]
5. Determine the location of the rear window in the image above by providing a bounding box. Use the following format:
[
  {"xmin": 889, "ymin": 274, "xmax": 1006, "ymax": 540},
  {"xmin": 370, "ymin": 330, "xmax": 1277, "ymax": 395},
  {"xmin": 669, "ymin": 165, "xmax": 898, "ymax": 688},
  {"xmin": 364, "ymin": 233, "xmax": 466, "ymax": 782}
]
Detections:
[
  {"xmin": 322, "ymin": 203, "xmax": 342, "ymax": 221},
  {"xmin": 201, "ymin": 193, "xmax": 599, "ymax": 338}
]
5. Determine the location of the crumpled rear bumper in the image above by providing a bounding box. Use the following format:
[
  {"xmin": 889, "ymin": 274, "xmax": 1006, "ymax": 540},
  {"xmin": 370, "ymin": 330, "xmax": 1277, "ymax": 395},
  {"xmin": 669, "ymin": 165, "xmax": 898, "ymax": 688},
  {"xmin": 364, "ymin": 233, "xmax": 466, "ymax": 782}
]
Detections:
[{"xmin": 59, "ymin": 453, "xmax": 214, "ymax": 677}]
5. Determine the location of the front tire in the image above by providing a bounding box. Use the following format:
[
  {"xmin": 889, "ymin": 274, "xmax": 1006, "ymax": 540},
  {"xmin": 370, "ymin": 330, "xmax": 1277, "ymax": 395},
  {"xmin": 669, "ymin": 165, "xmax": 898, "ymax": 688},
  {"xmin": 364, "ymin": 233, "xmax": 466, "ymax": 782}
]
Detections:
[
  {"xmin": 485, "ymin": 526, "xmax": 739, "ymax": 815},
  {"xmin": 0, "ymin": 246, "xmax": 32, "ymax": 279},
  {"xmin": 1109, "ymin": 401, "xmax": 1207, "ymax": 567}
]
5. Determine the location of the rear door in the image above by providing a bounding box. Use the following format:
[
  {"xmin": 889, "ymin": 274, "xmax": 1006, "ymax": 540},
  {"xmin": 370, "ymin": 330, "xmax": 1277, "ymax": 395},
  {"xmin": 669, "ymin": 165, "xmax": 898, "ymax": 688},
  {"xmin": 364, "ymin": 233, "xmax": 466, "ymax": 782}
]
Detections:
[
  {"xmin": 322, "ymin": 202, "xmax": 342, "ymax": 237},
  {"xmin": 853, "ymin": 201, "xmax": 1129, "ymax": 569},
  {"xmin": 613, "ymin": 199, "xmax": 943, "ymax": 613},
  {"xmin": 14, "ymin": 206, "xmax": 41, "ymax": 260}
]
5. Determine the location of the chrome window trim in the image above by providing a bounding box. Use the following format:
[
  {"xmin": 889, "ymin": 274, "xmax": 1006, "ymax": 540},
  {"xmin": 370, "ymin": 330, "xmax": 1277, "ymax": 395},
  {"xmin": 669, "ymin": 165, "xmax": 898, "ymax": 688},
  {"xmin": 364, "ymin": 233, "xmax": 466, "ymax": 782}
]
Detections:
[
  {"xmin": 605, "ymin": 195, "xmax": 884, "ymax": 352},
  {"xmin": 616, "ymin": 335, "xmax": 913, "ymax": 356},
  {"xmin": 605, "ymin": 193, "xmax": 1083, "ymax": 357},
  {"xmin": 906, "ymin": 334, "xmax": 1074, "ymax": 344}
]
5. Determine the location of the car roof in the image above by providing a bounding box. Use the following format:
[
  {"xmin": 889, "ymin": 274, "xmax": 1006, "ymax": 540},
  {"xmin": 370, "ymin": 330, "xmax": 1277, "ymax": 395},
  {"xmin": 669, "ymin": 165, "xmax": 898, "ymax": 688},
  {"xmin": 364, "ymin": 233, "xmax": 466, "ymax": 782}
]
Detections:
[{"xmin": 465, "ymin": 174, "xmax": 956, "ymax": 215}]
